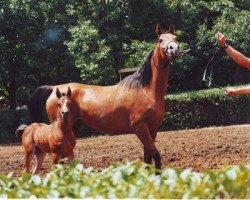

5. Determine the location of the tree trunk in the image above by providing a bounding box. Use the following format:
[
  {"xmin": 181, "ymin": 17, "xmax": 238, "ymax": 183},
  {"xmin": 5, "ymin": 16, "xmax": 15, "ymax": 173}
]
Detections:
[
  {"xmin": 8, "ymin": 88, "xmax": 16, "ymax": 110},
  {"xmin": 8, "ymin": 66, "xmax": 17, "ymax": 110}
]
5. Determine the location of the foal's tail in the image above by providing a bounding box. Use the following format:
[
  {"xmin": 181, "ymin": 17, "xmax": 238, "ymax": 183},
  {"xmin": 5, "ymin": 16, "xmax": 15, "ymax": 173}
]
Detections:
[
  {"xmin": 28, "ymin": 85, "xmax": 54, "ymax": 123},
  {"xmin": 15, "ymin": 124, "xmax": 28, "ymax": 137}
]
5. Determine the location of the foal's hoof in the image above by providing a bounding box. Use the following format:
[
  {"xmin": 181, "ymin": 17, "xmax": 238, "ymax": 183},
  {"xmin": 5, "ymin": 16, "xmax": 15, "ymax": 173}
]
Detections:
[{"xmin": 59, "ymin": 158, "xmax": 69, "ymax": 164}]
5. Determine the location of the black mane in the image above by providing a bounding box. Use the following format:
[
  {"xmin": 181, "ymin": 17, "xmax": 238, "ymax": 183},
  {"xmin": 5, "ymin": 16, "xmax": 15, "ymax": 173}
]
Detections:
[{"xmin": 118, "ymin": 50, "xmax": 153, "ymax": 89}]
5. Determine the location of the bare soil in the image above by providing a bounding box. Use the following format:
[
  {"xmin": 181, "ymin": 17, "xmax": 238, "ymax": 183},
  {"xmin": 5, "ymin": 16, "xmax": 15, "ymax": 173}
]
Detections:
[{"xmin": 1, "ymin": 125, "xmax": 250, "ymax": 176}]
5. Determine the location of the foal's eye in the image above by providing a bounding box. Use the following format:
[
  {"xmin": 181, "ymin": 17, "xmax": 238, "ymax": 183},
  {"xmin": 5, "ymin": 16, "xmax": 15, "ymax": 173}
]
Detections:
[
  {"xmin": 158, "ymin": 39, "xmax": 163, "ymax": 43},
  {"xmin": 57, "ymin": 104, "xmax": 61, "ymax": 108}
]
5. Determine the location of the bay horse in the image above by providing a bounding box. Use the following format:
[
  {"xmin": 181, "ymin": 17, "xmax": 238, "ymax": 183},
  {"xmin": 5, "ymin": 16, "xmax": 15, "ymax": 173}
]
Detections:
[
  {"xmin": 28, "ymin": 24, "xmax": 180, "ymax": 169},
  {"xmin": 16, "ymin": 87, "xmax": 76, "ymax": 174}
]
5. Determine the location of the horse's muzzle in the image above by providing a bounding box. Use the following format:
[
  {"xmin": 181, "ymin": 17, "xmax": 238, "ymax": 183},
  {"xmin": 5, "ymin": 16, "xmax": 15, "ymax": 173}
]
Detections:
[
  {"xmin": 62, "ymin": 111, "xmax": 69, "ymax": 119},
  {"xmin": 166, "ymin": 42, "xmax": 179, "ymax": 58}
]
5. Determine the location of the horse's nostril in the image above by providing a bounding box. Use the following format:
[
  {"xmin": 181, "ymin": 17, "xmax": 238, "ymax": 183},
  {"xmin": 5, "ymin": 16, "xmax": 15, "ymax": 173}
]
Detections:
[{"xmin": 62, "ymin": 112, "xmax": 69, "ymax": 118}]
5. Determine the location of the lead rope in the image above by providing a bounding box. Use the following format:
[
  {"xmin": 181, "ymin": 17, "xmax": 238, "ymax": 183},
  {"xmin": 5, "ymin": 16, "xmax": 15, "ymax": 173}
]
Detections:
[
  {"xmin": 179, "ymin": 33, "xmax": 228, "ymax": 92},
  {"xmin": 179, "ymin": 31, "xmax": 218, "ymax": 56},
  {"xmin": 201, "ymin": 42, "xmax": 228, "ymax": 92}
]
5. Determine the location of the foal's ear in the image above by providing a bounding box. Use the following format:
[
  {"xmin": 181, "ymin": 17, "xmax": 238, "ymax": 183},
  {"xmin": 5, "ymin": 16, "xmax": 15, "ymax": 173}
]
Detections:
[
  {"xmin": 156, "ymin": 23, "xmax": 162, "ymax": 37},
  {"xmin": 56, "ymin": 87, "xmax": 62, "ymax": 99},
  {"xmin": 168, "ymin": 24, "xmax": 175, "ymax": 34},
  {"xmin": 66, "ymin": 87, "xmax": 72, "ymax": 98}
]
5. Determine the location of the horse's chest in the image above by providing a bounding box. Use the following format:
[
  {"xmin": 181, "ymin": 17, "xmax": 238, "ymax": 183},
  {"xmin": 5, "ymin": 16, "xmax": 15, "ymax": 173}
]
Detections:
[
  {"xmin": 50, "ymin": 133, "xmax": 75, "ymax": 154},
  {"xmin": 145, "ymin": 105, "xmax": 165, "ymax": 122},
  {"xmin": 131, "ymin": 103, "xmax": 165, "ymax": 127}
]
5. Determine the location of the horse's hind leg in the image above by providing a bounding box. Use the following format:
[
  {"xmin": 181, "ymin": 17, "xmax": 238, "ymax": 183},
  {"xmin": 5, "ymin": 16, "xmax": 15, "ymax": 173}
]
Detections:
[
  {"xmin": 23, "ymin": 139, "xmax": 35, "ymax": 173},
  {"xmin": 24, "ymin": 148, "xmax": 35, "ymax": 173},
  {"xmin": 135, "ymin": 125, "xmax": 161, "ymax": 169},
  {"xmin": 32, "ymin": 147, "xmax": 46, "ymax": 174}
]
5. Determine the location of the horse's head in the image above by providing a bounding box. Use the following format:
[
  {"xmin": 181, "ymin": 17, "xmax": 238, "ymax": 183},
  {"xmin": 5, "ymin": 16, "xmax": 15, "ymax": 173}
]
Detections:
[
  {"xmin": 155, "ymin": 23, "xmax": 179, "ymax": 64},
  {"xmin": 56, "ymin": 87, "xmax": 72, "ymax": 120}
]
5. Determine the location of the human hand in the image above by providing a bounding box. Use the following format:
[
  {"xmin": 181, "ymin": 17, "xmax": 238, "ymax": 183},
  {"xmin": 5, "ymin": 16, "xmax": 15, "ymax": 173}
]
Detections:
[
  {"xmin": 215, "ymin": 32, "xmax": 226, "ymax": 47},
  {"xmin": 226, "ymin": 89, "xmax": 237, "ymax": 96}
]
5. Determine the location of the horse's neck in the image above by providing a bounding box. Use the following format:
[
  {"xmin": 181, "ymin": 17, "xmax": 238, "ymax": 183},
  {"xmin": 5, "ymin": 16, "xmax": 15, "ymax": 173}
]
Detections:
[
  {"xmin": 149, "ymin": 48, "xmax": 170, "ymax": 99},
  {"xmin": 55, "ymin": 114, "xmax": 74, "ymax": 138}
]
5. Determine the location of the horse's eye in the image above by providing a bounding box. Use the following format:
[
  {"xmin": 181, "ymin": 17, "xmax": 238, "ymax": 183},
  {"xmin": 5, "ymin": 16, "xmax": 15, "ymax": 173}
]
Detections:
[
  {"xmin": 158, "ymin": 39, "xmax": 163, "ymax": 43},
  {"xmin": 57, "ymin": 104, "xmax": 61, "ymax": 108}
]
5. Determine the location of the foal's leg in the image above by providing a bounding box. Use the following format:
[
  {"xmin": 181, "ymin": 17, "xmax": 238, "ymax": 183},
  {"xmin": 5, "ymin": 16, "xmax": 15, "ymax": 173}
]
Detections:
[
  {"xmin": 51, "ymin": 152, "xmax": 61, "ymax": 164},
  {"xmin": 32, "ymin": 147, "xmax": 46, "ymax": 175},
  {"xmin": 24, "ymin": 148, "xmax": 35, "ymax": 173},
  {"xmin": 135, "ymin": 125, "xmax": 161, "ymax": 169},
  {"xmin": 66, "ymin": 151, "xmax": 74, "ymax": 164},
  {"xmin": 23, "ymin": 140, "xmax": 35, "ymax": 173}
]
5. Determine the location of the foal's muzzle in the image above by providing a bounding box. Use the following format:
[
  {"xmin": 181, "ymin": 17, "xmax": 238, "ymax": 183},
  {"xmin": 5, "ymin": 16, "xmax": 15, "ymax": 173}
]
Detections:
[{"xmin": 62, "ymin": 111, "xmax": 69, "ymax": 119}]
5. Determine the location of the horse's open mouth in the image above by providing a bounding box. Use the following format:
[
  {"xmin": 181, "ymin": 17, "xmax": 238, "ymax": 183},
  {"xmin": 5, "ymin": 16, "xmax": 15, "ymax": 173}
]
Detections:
[{"xmin": 170, "ymin": 51, "xmax": 180, "ymax": 58}]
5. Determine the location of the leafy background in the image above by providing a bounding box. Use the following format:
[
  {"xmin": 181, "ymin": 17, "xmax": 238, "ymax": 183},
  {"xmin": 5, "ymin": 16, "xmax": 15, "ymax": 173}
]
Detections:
[
  {"xmin": 0, "ymin": 0, "xmax": 249, "ymax": 109},
  {"xmin": 1, "ymin": 161, "xmax": 250, "ymax": 198}
]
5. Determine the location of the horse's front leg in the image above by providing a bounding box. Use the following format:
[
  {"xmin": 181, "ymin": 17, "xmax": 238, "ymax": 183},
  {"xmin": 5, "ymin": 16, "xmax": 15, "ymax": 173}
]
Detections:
[
  {"xmin": 135, "ymin": 125, "xmax": 161, "ymax": 169},
  {"xmin": 144, "ymin": 130, "xmax": 158, "ymax": 165}
]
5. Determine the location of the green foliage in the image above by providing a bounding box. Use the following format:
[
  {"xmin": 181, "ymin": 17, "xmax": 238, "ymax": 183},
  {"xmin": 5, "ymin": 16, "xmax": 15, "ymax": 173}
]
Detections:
[
  {"xmin": 1, "ymin": 161, "xmax": 250, "ymax": 198},
  {"xmin": 123, "ymin": 40, "xmax": 154, "ymax": 68},
  {"xmin": 0, "ymin": 109, "xmax": 29, "ymax": 143},
  {"xmin": 0, "ymin": 0, "xmax": 249, "ymax": 109},
  {"xmin": 166, "ymin": 0, "xmax": 250, "ymax": 91},
  {"xmin": 66, "ymin": 20, "xmax": 116, "ymax": 85},
  {"xmin": 163, "ymin": 86, "xmax": 250, "ymax": 130},
  {"xmin": 0, "ymin": 0, "xmax": 80, "ymax": 109}
]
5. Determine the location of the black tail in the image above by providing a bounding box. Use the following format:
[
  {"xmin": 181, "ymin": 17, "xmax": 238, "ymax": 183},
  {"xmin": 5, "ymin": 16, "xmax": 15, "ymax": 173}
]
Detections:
[
  {"xmin": 28, "ymin": 85, "xmax": 53, "ymax": 123},
  {"xmin": 15, "ymin": 124, "xmax": 28, "ymax": 137}
]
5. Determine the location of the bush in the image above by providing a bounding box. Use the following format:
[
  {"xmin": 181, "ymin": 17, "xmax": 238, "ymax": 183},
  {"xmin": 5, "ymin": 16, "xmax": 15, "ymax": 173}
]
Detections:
[
  {"xmin": 0, "ymin": 109, "xmax": 29, "ymax": 144},
  {"xmin": 1, "ymin": 161, "xmax": 250, "ymax": 198},
  {"xmin": 161, "ymin": 86, "xmax": 250, "ymax": 131}
]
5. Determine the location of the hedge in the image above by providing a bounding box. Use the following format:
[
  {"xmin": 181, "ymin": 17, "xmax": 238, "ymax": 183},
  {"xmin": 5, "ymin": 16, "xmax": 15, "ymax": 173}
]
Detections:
[
  {"xmin": 161, "ymin": 87, "xmax": 250, "ymax": 131},
  {"xmin": 0, "ymin": 87, "xmax": 249, "ymax": 143}
]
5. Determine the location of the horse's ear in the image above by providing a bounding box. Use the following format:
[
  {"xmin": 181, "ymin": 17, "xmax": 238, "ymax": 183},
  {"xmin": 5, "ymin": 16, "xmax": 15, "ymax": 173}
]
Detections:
[
  {"xmin": 156, "ymin": 23, "xmax": 162, "ymax": 37},
  {"xmin": 56, "ymin": 87, "xmax": 62, "ymax": 99},
  {"xmin": 168, "ymin": 24, "xmax": 175, "ymax": 34},
  {"xmin": 67, "ymin": 87, "xmax": 72, "ymax": 98}
]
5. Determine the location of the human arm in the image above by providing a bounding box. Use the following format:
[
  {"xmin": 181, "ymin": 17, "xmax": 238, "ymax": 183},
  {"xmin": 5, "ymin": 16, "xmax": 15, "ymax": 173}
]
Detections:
[
  {"xmin": 227, "ymin": 85, "xmax": 250, "ymax": 96},
  {"xmin": 215, "ymin": 33, "xmax": 250, "ymax": 70}
]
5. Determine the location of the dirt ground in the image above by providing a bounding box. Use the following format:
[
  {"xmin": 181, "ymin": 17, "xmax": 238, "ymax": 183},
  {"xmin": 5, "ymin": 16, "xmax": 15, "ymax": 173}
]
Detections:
[{"xmin": 1, "ymin": 124, "xmax": 250, "ymax": 176}]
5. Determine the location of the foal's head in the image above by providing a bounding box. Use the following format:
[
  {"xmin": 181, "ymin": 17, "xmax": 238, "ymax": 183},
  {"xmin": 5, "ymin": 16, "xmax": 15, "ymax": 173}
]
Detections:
[
  {"xmin": 56, "ymin": 87, "xmax": 72, "ymax": 120},
  {"xmin": 155, "ymin": 23, "xmax": 179, "ymax": 64}
]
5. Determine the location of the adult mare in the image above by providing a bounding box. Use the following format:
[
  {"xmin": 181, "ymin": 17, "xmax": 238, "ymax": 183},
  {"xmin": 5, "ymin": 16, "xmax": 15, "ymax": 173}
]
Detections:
[{"xmin": 28, "ymin": 24, "xmax": 180, "ymax": 169}]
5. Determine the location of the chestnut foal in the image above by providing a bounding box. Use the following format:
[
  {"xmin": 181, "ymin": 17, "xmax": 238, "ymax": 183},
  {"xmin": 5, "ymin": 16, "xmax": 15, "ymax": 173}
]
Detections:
[{"xmin": 16, "ymin": 87, "xmax": 75, "ymax": 174}]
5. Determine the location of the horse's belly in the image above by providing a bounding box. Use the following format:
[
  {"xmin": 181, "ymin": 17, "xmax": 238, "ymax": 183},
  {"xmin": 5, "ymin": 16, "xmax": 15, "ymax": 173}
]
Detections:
[
  {"xmin": 34, "ymin": 128, "xmax": 51, "ymax": 153},
  {"xmin": 82, "ymin": 111, "xmax": 131, "ymax": 134}
]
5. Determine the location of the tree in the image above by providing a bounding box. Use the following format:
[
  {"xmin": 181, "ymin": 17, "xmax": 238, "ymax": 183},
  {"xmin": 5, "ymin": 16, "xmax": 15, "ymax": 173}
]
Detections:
[
  {"xmin": 66, "ymin": 20, "xmax": 116, "ymax": 85},
  {"xmin": 0, "ymin": 0, "xmax": 40, "ymax": 110},
  {"xmin": 0, "ymin": 0, "xmax": 80, "ymax": 110}
]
